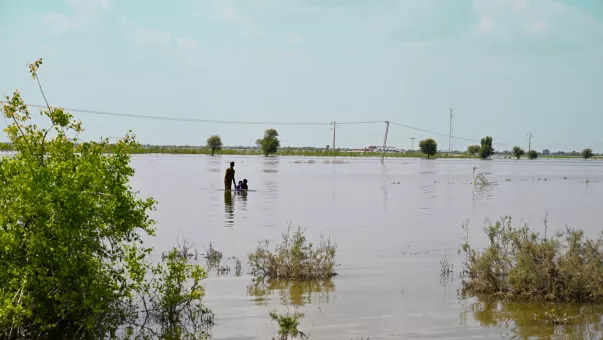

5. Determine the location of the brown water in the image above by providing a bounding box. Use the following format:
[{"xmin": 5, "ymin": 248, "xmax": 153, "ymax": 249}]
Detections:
[{"xmin": 130, "ymin": 155, "xmax": 603, "ymax": 339}]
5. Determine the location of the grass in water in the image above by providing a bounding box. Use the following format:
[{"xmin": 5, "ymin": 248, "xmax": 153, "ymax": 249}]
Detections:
[
  {"xmin": 204, "ymin": 243, "xmax": 223, "ymax": 269},
  {"xmin": 269, "ymin": 309, "xmax": 307, "ymax": 340},
  {"xmin": 248, "ymin": 226, "xmax": 337, "ymax": 280},
  {"xmin": 460, "ymin": 216, "xmax": 603, "ymax": 302}
]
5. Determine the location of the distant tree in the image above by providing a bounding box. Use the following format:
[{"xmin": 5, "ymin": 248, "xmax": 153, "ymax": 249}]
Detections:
[
  {"xmin": 479, "ymin": 136, "xmax": 494, "ymax": 160},
  {"xmin": 467, "ymin": 145, "xmax": 480, "ymax": 156},
  {"xmin": 206, "ymin": 135, "xmax": 223, "ymax": 156},
  {"xmin": 256, "ymin": 128, "xmax": 280, "ymax": 156},
  {"xmin": 527, "ymin": 150, "xmax": 538, "ymax": 160},
  {"xmin": 419, "ymin": 138, "xmax": 437, "ymax": 159},
  {"xmin": 512, "ymin": 146, "xmax": 525, "ymax": 159},
  {"xmin": 582, "ymin": 148, "xmax": 593, "ymax": 160},
  {"xmin": 325, "ymin": 145, "xmax": 330, "ymax": 151},
  {"xmin": 542, "ymin": 149, "xmax": 550, "ymax": 156}
]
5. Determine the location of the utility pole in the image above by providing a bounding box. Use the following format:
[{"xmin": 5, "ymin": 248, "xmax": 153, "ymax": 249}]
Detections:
[
  {"xmin": 410, "ymin": 137, "xmax": 416, "ymax": 151},
  {"xmin": 381, "ymin": 121, "xmax": 390, "ymax": 163},
  {"xmin": 448, "ymin": 108, "xmax": 454, "ymax": 152},
  {"xmin": 330, "ymin": 121, "xmax": 338, "ymax": 151},
  {"xmin": 527, "ymin": 133, "xmax": 533, "ymax": 152}
]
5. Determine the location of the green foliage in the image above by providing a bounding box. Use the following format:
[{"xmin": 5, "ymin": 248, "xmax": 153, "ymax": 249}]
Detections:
[
  {"xmin": 206, "ymin": 135, "xmax": 223, "ymax": 156},
  {"xmin": 256, "ymin": 128, "xmax": 281, "ymax": 156},
  {"xmin": 460, "ymin": 216, "xmax": 603, "ymax": 302},
  {"xmin": 418, "ymin": 138, "xmax": 437, "ymax": 159},
  {"xmin": 512, "ymin": 146, "xmax": 525, "ymax": 159},
  {"xmin": 467, "ymin": 145, "xmax": 480, "ymax": 156},
  {"xmin": 269, "ymin": 309, "xmax": 306, "ymax": 340},
  {"xmin": 582, "ymin": 148, "xmax": 593, "ymax": 160},
  {"xmin": 527, "ymin": 150, "xmax": 538, "ymax": 159},
  {"xmin": 248, "ymin": 226, "xmax": 337, "ymax": 280},
  {"xmin": 0, "ymin": 59, "xmax": 156, "ymax": 338},
  {"xmin": 138, "ymin": 242, "xmax": 214, "ymax": 339},
  {"xmin": 479, "ymin": 136, "xmax": 494, "ymax": 159},
  {"xmin": 0, "ymin": 59, "xmax": 213, "ymax": 339}
]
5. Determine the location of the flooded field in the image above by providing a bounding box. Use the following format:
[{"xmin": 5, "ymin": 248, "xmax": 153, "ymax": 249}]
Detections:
[{"xmin": 130, "ymin": 155, "xmax": 603, "ymax": 339}]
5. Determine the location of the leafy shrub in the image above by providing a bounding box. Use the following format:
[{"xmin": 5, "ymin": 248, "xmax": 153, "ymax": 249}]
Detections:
[
  {"xmin": 527, "ymin": 150, "xmax": 538, "ymax": 159},
  {"xmin": 0, "ymin": 59, "xmax": 213, "ymax": 339},
  {"xmin": 136, "ymin": 243, "xmax": 214, "ymax": 339},
  {"xmin": 460, "ymin": 216, "xmax": 603, "ymax": 302},
  {"xmin": 248, "ymin": 226, "xmax": 337, "ymax": 280},
  {"xmin": 269, "ymin": 309, "xmax": 306, "ymax": 340}
]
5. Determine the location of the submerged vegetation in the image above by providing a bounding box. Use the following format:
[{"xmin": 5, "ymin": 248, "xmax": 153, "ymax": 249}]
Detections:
[
  {"xmin": 248, "ymin": 227, "xmax": 337, "ymax": 280},
  {"xmin": 269, "ymin": 309, "xmax": 307, "ymax": 340},
  {"xmin": 460, "ymin": 216, "xmax": 603, "ymax": 302}
]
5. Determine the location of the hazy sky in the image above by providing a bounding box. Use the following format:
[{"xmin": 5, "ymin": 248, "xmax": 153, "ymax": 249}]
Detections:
[{"xmin": 1, "ymin": 0, "xmax": 602, "ymax": 151}]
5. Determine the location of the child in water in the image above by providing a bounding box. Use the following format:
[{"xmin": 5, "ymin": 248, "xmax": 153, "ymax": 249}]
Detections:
[
  {"xmin": 241, "ymin": 179, "xmax": 248, "ymax": 190},
  {"xmin": 236, "ymin": 181, "xmax": 243, "ymax": 190}
]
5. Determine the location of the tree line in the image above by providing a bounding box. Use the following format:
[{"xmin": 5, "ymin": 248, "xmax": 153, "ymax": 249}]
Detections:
[
  {"xmin": 418, "ymin": 137, "xmax": 595, "ymax": 160},
  {"xmin": 206, "ymin": 128, "xmax": 280, "ymax": 156}
]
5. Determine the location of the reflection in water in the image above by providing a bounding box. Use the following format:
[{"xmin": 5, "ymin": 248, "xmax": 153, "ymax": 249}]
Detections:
[
  {"xmin": 224, "ymin": 191, "xmax": 234, "ymax": 227},
  {"xmin": 247, "ymin": 278, "xmax": 335, "ymax": 307},
  {"xmin": 261, "ymin": 158, "xmax": 279, "ymax": 173},
  {"xmin": 462, "ymin": 297, "xmax": 603, "ymax": 339}
]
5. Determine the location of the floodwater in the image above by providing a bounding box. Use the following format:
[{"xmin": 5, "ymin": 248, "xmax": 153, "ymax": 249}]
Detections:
[{"xmin": 130, "ymin": 155, "xmax": 603, "ymax": 339}]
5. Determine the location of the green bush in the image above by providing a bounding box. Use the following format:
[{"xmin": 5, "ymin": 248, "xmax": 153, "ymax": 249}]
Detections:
[
  {"xmin": 512, "ymin": 146, "xmax": 525, "ymax": 159},
  {"xmin": 0, "ymin": 59, "xmax": 213, "ymax": 339},
  {"xmin": 460, "ymin": 216, "xmax": 603, "ymax": 302},
  {"xmin": 582, "ymin": 148, "xmax": 593, "ymax": 160},
  {"xmin": 527, "ymin": 150, "xmax": 538, "ymax": 159},
  {"xmin": 248, "ymin": 227, "xmax": 337, "ymax": 280}
]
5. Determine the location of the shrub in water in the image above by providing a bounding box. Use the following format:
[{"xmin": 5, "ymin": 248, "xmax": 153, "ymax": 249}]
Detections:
[
  {"xmin": 461, "ymin": 216, "xmax": 603, "ymax": 302},
  {"xmin": 248, "ymin": 226, "xmax": 337, "ymax": 280}
]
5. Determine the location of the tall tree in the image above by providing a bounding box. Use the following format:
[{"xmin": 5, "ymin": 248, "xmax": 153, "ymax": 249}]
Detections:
[
  {"xmin": 206, "ymin": 135, "xmax": 223, "ymax": 156},
  {"xmin": 512, "ymin": 146, "xmax": 525, "ymax": 160},
  {"xmin": 582, "ymin": 148, "xmax": 593, "ymax": 160},
  {"xmin": 256, "ymin": 128, "xmax": 280, "ymax": 156},
  {"xmin": 419, "ymin": 138, "xmax": 437, "ymax": 159},
  {"xmin": 479, "ymin": 136, "xmax": 494, "ymax": 159}
]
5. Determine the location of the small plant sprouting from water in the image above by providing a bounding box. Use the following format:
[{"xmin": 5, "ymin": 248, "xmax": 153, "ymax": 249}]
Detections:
[
  {"xmin": 460, "ymin": 216, "xmax": 603, "ymax": 302},
  {"xmin": 248, "ymin": 226, "xmax": 337, "ymax": 280},
  {"xmin": 269, "ymin": 309, "xmax": 307, "ymax": 340},
  {"xmin": 440, "ymin": 254, "xmax": 453, "ymax": 276},
  {"xmin": 204, "ymin": 243, "xmax": 223, "ymax": 268}
]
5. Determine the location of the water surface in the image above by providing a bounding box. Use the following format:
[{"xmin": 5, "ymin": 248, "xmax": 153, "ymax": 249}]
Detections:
[{"xmin": 130, "ymin": 155, "xmax": 603, "ymax": 339}]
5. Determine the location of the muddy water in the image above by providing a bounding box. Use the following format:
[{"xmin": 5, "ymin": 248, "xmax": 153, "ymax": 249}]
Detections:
[{"xmin": 130, "ymin": 155, "xmax": 603, "ymax": 339}]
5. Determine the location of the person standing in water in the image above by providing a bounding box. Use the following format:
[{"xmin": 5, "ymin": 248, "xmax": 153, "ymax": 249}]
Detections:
[{"xmin": 224, "ymin": 161, "xmax": 236, "ymax": 190}]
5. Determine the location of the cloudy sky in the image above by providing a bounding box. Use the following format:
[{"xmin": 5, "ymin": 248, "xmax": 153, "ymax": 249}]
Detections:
[{"xmin": 1, "ymin": 0, "xmax": 602, "ymax": 151}]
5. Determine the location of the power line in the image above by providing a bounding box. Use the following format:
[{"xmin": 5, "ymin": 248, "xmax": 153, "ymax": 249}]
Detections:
[
  {"xmin": 3, "ymin": 101, "xmax": 518, "ymax": 147},
  {"xmin": 1, "ymin": 101, "xmax": 380, "ymax": 126}
]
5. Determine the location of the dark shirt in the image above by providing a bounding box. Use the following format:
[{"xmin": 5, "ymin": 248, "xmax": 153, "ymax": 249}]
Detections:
[
  {"xmin": 241, "ymin": 183, "xmax": 248, "ymax": 190},
  {"xmin": 224, "ymin": 167, "xmax": 235, "ymax": 183}
]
